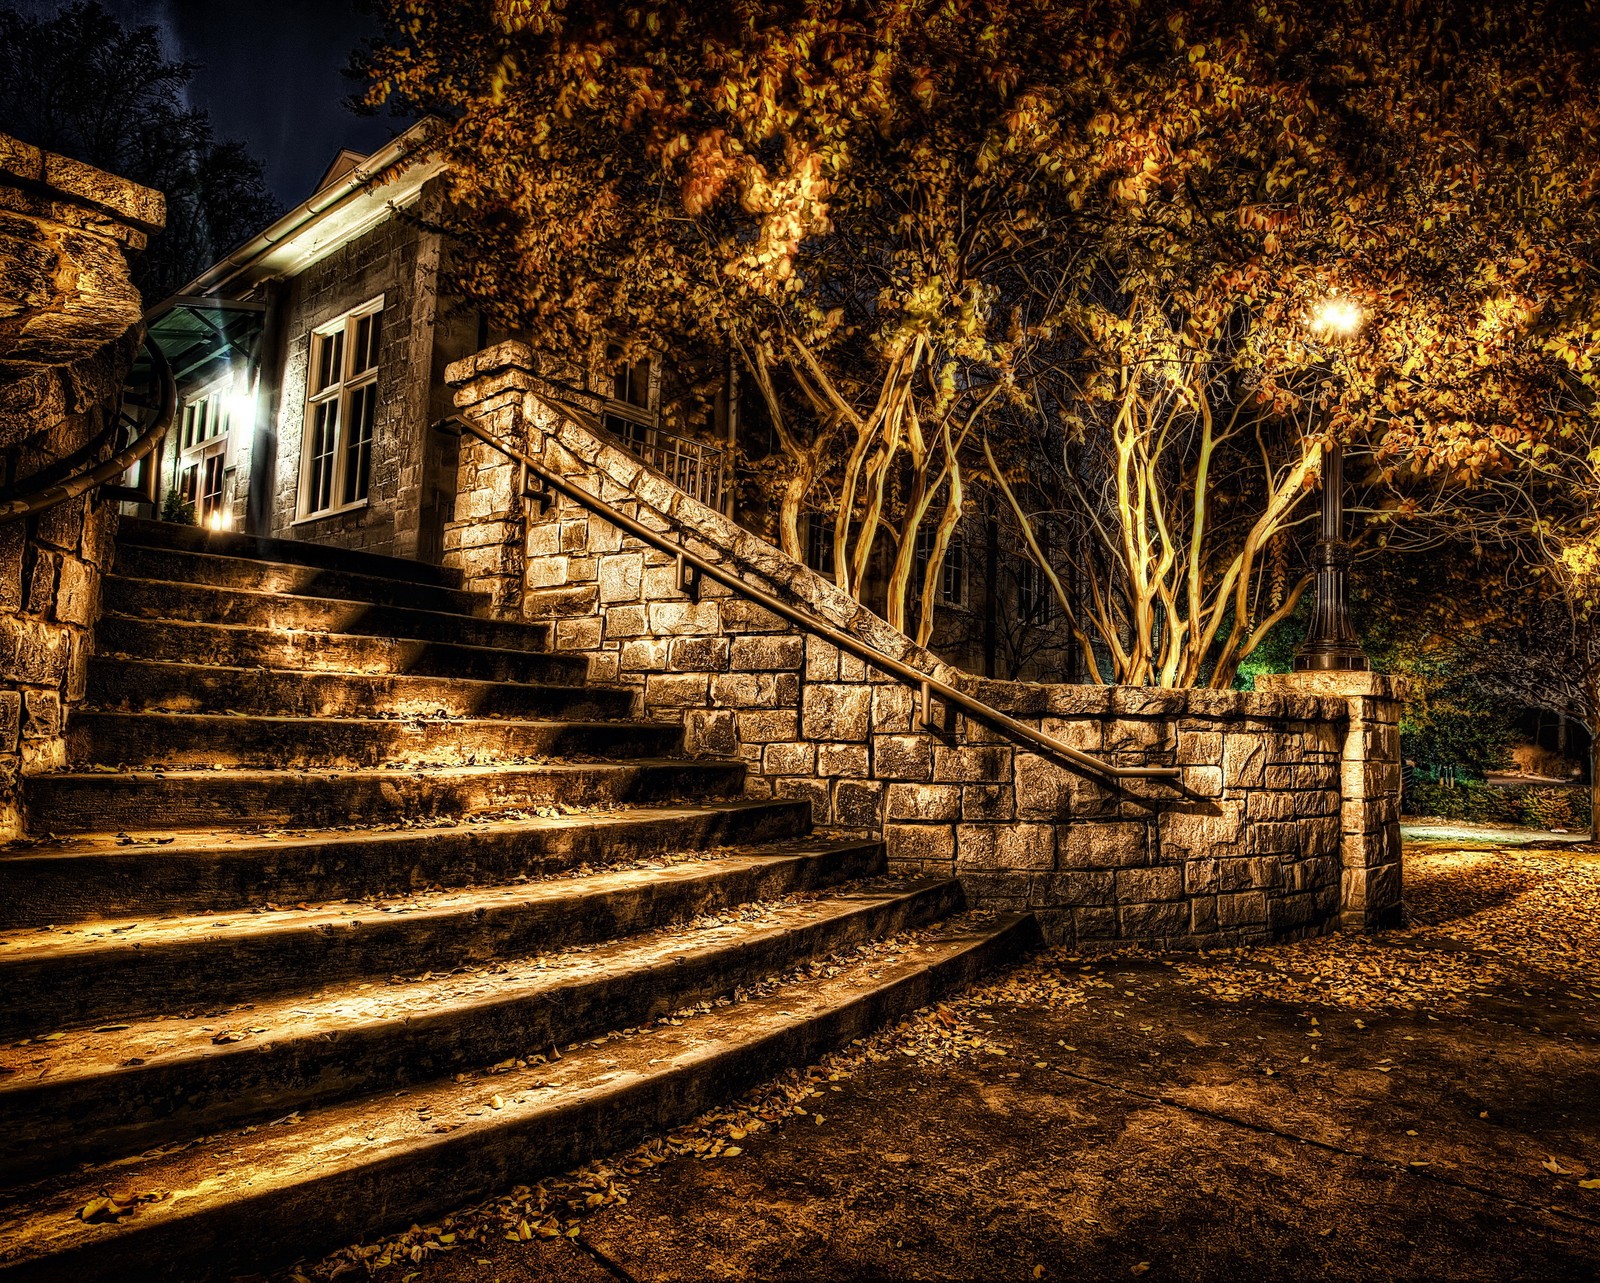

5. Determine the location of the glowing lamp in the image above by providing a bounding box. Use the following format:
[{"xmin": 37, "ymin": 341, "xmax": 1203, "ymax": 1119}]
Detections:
[
  {"xmin": 1310, "ymin": 296, "xmax": 1364, "ymax": 336},
  {"xmin": 207, "ymin": 509, "xmax": 233, "ymax": 532}
]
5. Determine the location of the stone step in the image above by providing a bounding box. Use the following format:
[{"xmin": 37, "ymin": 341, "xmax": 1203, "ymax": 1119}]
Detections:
[
  {"xmin": 86, "ymin": 657, "xmax": 609, "ymax": 719},
  {"xmin": 0, "ymin": 879, "xmax": 960, "ymax": 1181},
  {"xmin": 66, "ymin": 711, "xmax": 679, "ymax": 770},
  {"xmin": 0, "ymin": 799, "xmax": 812, "ymax": 928},
  {"xmin": 115, "ymin": 516, "xmax": 463, "ymax": 590},
  {"xmin": 24, "ymin": 759, "xmax": 747, "ymax": 835},
  {"xmin": 104, "ymin": 576, "xmax": 552, "ymax": 653},
  {"xmin": 0, "ymin": 915, "xmax": 1036, "ymax": 1281},
  {"xmin": 112, "ymin": 543, "xmax": 483, "ymax": 616},
  {"xmin": 0, "ymin": 838, "xmax": 884, "ymax": 1041},
  {"xmin": 96, "ymin": 616, "xmax": 581, "ymax": 684}
]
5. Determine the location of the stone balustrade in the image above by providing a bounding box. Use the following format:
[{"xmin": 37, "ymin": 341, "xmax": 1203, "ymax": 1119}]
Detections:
[{"xmin": 445, "ymin": 341, "xmax": 1404, "ymax": 946}]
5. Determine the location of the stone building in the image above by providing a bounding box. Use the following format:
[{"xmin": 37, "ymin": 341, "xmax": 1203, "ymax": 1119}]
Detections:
[{"xmin": 135, "ymin": 119, "xmax": 1075, "ymax": 681}]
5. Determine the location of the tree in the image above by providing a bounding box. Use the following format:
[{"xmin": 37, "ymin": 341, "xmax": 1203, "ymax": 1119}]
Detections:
[
  {"xmin": 0, "ymin": 2, "xmax": 282, "ymax": 301},
  {"xmin": 358, "ymin": 0, "xmax": 1600, "ymax": 680}
]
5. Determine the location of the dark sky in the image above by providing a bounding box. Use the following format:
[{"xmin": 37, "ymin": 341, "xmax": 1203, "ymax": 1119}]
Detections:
[{"xmin": 17, "ymin": 0, "xmax": 402, "ymax": 207}]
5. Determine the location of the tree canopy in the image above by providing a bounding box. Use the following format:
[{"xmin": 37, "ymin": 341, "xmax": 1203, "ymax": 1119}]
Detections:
[
  {"xmin": 0, "ymin": 2, "xmax": 282, "ymax": 301},
  {"xmin": 359, "ymin": 0, "xmax": 1600, "ymax": 684}
]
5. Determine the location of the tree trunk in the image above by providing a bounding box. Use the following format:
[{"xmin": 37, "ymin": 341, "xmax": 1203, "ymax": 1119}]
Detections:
[{"xmin": 1590, "ymin": 730, "xmax": 1599, "ymax": 844}]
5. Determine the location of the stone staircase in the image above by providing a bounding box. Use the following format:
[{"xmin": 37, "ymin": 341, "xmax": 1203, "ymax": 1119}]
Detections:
[{"xmin": 0, "ymin": 516, "xmax": 1035, "ymax": 1280}]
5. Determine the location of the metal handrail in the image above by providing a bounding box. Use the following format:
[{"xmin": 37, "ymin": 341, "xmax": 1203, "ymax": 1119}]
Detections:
[
  {"xmin": 0, "ymin": 333, "xmax": 176, "ymax": 523},
  {"xmin": 438, "ymin": 410, "xmax": 1180, "ymax": 784}
]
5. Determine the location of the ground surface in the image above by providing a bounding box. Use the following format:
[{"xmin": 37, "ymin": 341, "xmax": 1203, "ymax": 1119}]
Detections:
[{"xmin": 293, "ymin": 839, "xmax": 1600, "ymax": 1283}]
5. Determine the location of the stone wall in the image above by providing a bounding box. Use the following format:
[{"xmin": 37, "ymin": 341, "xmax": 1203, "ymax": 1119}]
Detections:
[
  {"xmin": 446, "ymin": 342, "xmax": 1404, "ymax": 946},
  {"xmin": 0, "ymin": 134, "xmax": 163, "ymax": 835},
  {"xmin": 268, "ymin": 181, "xmax": 446, "ymax": 560}
]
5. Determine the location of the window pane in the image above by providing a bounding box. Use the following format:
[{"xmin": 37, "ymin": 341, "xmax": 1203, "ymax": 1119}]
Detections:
[
  {"xmin": 315, "ymin": 331, "xmax": 344, "ymax": 393},
  {"xmin": 342, "ymin": 383, "xmax": 376, "ymax": 505},
  {"xmin": 352, "ymin": 310, "xmax": 382, "ymax": 375},
  {"xmin": 201, "ymin": 453, "xmax": 225, "ymax": 519},
  {"xmin": 307, "ymin": 399, "xmax": 339, "ymax": 513}
]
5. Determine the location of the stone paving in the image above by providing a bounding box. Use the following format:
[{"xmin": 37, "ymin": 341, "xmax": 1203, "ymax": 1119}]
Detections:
[{"xmin": 307, "ymin": 838, "xmax": 1600, "ymax": 1282}]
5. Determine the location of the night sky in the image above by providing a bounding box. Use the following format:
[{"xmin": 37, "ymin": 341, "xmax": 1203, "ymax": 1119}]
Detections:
[{"xmin": 14, "ymin": 0, "xmax": 402, "ymax": 207}]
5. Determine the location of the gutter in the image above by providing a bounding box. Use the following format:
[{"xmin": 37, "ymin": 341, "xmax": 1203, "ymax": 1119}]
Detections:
[{"xmin": 167, "ymin": 117, "xmax": 444, "ymax": 304}]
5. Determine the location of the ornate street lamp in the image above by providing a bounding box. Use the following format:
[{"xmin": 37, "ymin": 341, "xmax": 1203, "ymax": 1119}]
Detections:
[{"xmin": 1294, "ymin": 296, "xmax": 1370, "ymax": 672}]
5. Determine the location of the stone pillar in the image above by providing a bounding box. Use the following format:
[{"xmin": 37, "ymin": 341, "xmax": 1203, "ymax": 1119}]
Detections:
[
  {"xmin": 0, "ymin": 134, "xmax": 163, "ymax": 836},
  {"xmin": 1258, "ymin": 670, "xmax": 1403, "ymax": 930},
  {"xmin": 440, "ymin": 343, "xmax": 537, "ymax": 616}
]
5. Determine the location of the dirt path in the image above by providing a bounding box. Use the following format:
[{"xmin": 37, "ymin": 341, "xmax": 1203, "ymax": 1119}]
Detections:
[{"xmin": 294, "ymin": 842, "xmax": 1600, "ymax": 1282}]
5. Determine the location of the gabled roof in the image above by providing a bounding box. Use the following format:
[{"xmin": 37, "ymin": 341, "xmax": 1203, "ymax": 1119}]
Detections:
[
  {"xmin": 314, "ymin": 148, "xmax": 368, "ymax": 195},
  {"xmin": 158, "ymin": 117, "xmax": 447, "ymax": 307}
]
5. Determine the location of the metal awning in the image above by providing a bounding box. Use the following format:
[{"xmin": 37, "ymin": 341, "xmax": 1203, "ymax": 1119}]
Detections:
[{"xmin": 143, "ymin": 296, "xmax": 267, "ymax": 389}]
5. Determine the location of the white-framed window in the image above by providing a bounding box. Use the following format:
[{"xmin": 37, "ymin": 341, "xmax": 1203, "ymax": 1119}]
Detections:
[
  {"xmin": 914, "ymin": 523, "xmax": 967, "ymax": 607},
  {"xmin": 299, "ymin": 297, "xmax": 382, "ymax": 519},
  {"xmin": 176, "ymin": 381, "xmax": 232, "ymax": 525}
]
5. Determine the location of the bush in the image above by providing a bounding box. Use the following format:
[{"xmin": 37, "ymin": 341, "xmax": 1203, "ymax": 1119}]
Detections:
[{"xmin": 1405, "ymin": 779, "xmax": 1591, "ymax": 831}]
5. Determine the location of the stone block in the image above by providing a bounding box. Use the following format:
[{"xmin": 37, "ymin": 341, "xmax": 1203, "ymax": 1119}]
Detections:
[
  {"xmin": 669, "ymin": 636, "xmax": 730, "ymax": 671},
  {"xmin": 619, "ymin": 639, "xmax": 669, "ymax": 671},
  {"xmin": 960, "ymin": 784, "xmax": 1015, "ymax": 822},
  {"xmin": 720, "ymin": 600, "xmax": 787, "ymax": 632},
  {"xmin": 885, "ymin": 782, "xmax": 961, "ymax": 821},
  {"xmin": 1033, "ymin": 870, "xmax": 1116, "ymax": 907},
  {"xmin": 817, "ymin": 742, "xmax": 870, "ymax": 777},
  {"xmin": 683, "ymin": 709, "xmax": 737, "ymax": 757},
  {"xmin": 1114, "ymin": 864, "xmax": 1183, "ymax": 902},
  {"xmin": 644, "ymin": 673, "xmax": 708, "ymax": 708},
  {"xmin": 524, "ymin": 556, "xmax": 570, "ymax": 589},
  {"xmin": 1221, "ymin": 734, "xmax": 1266, "ymax": 790},
  {"xmin": 1246, "ymin": 790, "xmax": 1297, "ymax": 822},
  {"xmin": 709, "ymin": 673, "xmax": 766, "ymax": 707},
  {"xmin": 802, "ymin": 684, "xmax": 871, "ymax": 742},
  {"xmin": 1177, "ymin": 730, "xmax": 1224, "ymax": 765},
  {"xmin": 776, "ymin": 775, "xmax": 830, "ymax": 825},
  {"xmin": 53, "ymin": 555, "xmax": 94, "ymax": 627},
  {"xmin": 736, "ymin": 709, "xmax": 800, "ymax": 742},
  {"xmin": 598, "ymin": 553, "xmax": 644, "ymax": 602},
  {"xmin": 602, "ymin": 605, "xmax": 649, "ymax": 638},
  {"xmin": 995, "ymin": 823, "xmax": 1056, "ymax": 871},
  {"xmin": 763, "ymin": 742, "xmax": 815, "ymax": 775},
  {"xmin": 0, "ymin": 689, "xmax": 20, "ymax": 751},
  {"xmin": 871, "ymin": 684, "xmax": 915, "ymax": 733},
  {"xmin": 554, "ymin": 616, "xmax": 603, "ymax": 650},
  {"xmin": 886, "ymin": 822, "xmax": 956, "ymax": 863},
  {"xmin": 1217, "ymin": 856, "xmax": 1277, "ymax": 893},
  {"xmin": 804, "ymin": 635, "xmax": 840, "ymax": 680},
  {"xmin": 833, "ymin": 779, "xmax": 883, "ymax": 828},
  {"xmin": 1181, "ymin": 765, "xmax": 1224, "ymax": 798},
  {"xmin": 648, "ymin": 600, "xmax": 720, "ymax": 635},
  {"xmin": 1217, "ymin": 890, "xmax": 1269, "ymax": 927},
  {"xmin": 932, "ymin": 744, "xmax": 1010, "ymax": 784},
  {"xmin": 872, "ymin": 734, "xmax": 931, "ymax": 781},
  {"xmin": 1156, "ymin": 802, "xmax": 1242, "ymax": 855},
  {"xmin": 1058, "ymin": 821, "xmax": 1148, "ymax": 869},
  {"xmin": 21, "ymin": 689, "xmax": 59, "ymax": 739},
  {"xmin": 1118, "ymin": 900, "xmax": 1191, "ymax": 940},
  {"xmin": 731, "ymin": 635, "xmax": 804, "ymax": 671}
]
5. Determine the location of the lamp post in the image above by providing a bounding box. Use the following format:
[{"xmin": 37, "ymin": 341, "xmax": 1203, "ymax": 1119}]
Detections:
[{"xmin": 1294, "ymin": 297, "xmax": 1369, "ymax": 673}]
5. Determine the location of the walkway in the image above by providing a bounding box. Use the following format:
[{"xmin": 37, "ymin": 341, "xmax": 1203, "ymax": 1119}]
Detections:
[{"xmin": 293, "ymin": 838, "xmax": 1600, "ymax": 1282}]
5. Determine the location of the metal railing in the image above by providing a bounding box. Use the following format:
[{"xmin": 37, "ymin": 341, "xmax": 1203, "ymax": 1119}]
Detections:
[
  {"xmin": 438, "ymin": 407, "xmax": 1180, "ymax": 785},
  {"xmin": 600, "ymin": 409, "xmax": 728, "ymax": 512},
  {"xmin": 0, "ymin": 333, "xmax": 176, "ymax": 523}
]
